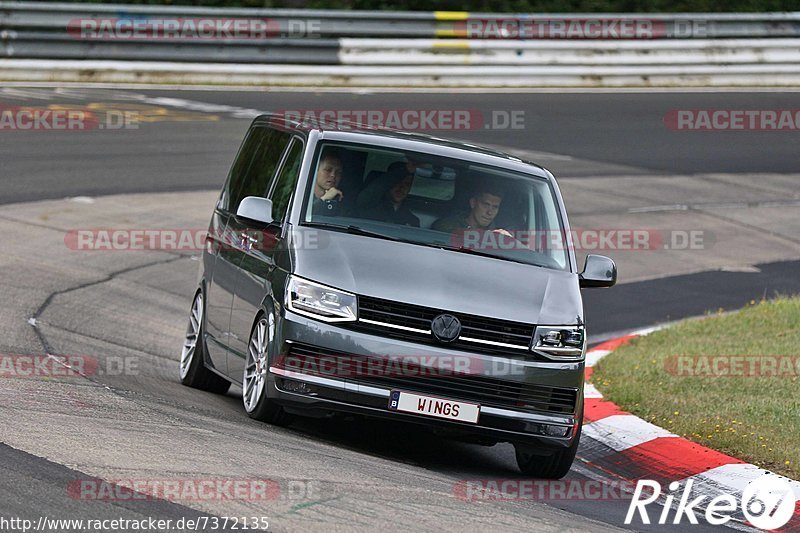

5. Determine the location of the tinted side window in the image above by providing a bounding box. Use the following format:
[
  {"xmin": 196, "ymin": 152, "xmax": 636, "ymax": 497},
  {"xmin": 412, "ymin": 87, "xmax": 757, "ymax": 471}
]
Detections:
[
  {"xmin": 218, "ymin": 129, "xmax": 262, "ymax": 212},
  {"xmin": 269, "ymin": 138, "xmax": 304, "ymax": 223},
  {"xmin": 227, "ymin": 127, "xmax": 292, "ymax": 214}
]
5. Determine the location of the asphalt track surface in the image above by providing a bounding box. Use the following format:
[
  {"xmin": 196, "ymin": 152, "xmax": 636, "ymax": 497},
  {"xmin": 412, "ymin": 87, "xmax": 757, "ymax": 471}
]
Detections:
[
  {"xmin": 1, "ymin": 87, "xmax": 799, "ymax": 532},
  {"xmin": 1, "ymin": 444, "xmax": 227, "ymax": 531},
  {"xmin": 3, "ymin": 88, "xmax": 800, "ymax": 204}
]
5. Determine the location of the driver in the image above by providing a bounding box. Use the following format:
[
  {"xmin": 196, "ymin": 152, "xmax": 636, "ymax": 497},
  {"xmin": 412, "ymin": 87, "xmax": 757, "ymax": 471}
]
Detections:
[{"xmin": 432, "ymin": 186, "xmax": 512, "ymax": 237}]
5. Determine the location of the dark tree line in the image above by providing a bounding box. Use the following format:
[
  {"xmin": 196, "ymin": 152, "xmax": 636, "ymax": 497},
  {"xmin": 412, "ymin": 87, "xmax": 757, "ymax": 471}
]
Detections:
[{"xmin": 35, "ymin": 0, "xmax": 800, "ymax": 13}]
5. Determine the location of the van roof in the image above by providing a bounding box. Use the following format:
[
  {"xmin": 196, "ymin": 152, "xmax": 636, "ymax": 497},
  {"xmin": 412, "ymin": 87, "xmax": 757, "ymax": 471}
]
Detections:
[{"xmin": 251, "ymin": 113, "xmax": 548, "ymax": 174}]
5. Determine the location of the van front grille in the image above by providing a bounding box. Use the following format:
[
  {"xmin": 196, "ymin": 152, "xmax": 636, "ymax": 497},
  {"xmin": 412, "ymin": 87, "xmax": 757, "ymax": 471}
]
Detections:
[{"xmin": 356, "ymin": 295, "xmax": 535, "ymax": 353}]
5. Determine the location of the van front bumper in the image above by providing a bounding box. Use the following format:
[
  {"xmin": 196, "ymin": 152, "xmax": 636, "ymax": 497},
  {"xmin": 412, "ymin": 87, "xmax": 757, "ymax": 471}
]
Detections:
[{"xmin": 268, "ymin": 310, "xmax": 585, "ymax": 449}]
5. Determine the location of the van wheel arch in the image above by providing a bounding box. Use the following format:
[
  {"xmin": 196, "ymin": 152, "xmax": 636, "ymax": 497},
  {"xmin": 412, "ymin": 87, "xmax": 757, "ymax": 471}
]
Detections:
[{"xmin": 242, "ymin": 307, "xmax": 292, "ymax": 426}]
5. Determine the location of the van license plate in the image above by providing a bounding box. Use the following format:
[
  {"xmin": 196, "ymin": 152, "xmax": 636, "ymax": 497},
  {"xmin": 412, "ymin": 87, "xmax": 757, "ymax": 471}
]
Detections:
[{"xmin": 388, "ymin": 391, "xmax": 480, "ymax": 424}]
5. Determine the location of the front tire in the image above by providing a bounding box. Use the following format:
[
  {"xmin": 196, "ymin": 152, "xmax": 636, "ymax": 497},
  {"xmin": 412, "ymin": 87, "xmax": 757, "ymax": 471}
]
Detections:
[
  {"xmin": 242, "ymin": 314, "xmax": 292, "ymax": 426},
  {"xmin": 179, "ymin": 291, "xmax": 231, "ymax": 394},
  {"xmin": 514, "ymin": 412, "xmax": 582, "ymax": 479}
]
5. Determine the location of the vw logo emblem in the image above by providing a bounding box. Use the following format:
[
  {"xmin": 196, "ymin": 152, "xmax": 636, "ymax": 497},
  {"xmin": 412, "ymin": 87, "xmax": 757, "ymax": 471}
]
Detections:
[{"xmin": 431, "ymin": 314, "xmax": 461, "ymax": 343}]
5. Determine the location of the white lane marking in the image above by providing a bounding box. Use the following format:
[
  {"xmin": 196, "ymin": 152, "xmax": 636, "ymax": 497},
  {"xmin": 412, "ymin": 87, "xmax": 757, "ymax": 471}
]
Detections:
[
  {"xmin": 719, "ymin": 265, "xmax": 761, "ymax": 273},
  {"xmin": 758, "ymin": 200, "xmax": 800, "ymax": 208},
  {"xmin": 632, "ymin": 325, "xmax": 664, "ymax": 336},
  {"xmin": 628, "ymin": 204, "xmax": 689, "ymax": 213},
  {"xmin": 4, "ymin": 86, "xmax": 266, "ymax": 120},
  {"xmin": 127, "ymin": 95, "xmax": 264, "ymax": 119},
  {"xmin": 68, "ymin": 196, "xmax": 95, "ymax": 204},
  {"xmin": 584, "ymin": 383, "xmax": 603, "ymax": 399},
  {"xmin": 585, "ymin": 349, "xmax": 611, "ymax": 367},
  {"xmin": 587, "ymin": 326, "xmax": 660, "ymax": 367},
  {"xmin": 630, "ymin": 199, "xmax": 800, "ymax": 214},
  {"xmin": 703, "ymin": 202, "xmax": 750, "ymax": 209},
  {"xmin": 0, "ymin": 91, "xmax": 32, "ymax": 103},
  {"xmin": 52, "ymin": 87, "xmax": 123, "ymax": 101},
  {"xmin": 583, "ymin": 414, "xmax": 676, "ymax": 452},
  {"xmin": 693, "ymin": 463, "xmax": 800, "ymax": 498},
  {"xmin": 0, "ymin": 87, "xmax": 57, "ymax": 101}
]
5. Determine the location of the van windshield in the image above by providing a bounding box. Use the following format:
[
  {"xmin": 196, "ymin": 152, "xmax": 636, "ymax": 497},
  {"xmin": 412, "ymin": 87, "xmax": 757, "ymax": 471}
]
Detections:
[{"xmin": 301, "ymin": 141, "xmax": 571, "ymax": 272}]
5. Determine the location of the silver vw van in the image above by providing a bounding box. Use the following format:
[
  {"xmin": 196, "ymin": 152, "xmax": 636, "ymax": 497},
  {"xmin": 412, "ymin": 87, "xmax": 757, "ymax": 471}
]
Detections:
[{"xmin": 179, "ymin": 115, "xmax": 616, "ymax": 478}]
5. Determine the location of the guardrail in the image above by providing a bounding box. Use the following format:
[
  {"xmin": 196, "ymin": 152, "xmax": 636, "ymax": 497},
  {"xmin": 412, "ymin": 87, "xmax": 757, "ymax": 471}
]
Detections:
[{"xmin": 1, "ymin": 2, "xmax": 799, "ymax": 86}]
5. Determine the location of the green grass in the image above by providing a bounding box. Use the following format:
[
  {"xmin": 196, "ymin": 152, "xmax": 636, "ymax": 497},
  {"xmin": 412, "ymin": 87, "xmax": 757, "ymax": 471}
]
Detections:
[{"xmin": 592, "ymin": 296, "xmax": 800, "ymax": 480}]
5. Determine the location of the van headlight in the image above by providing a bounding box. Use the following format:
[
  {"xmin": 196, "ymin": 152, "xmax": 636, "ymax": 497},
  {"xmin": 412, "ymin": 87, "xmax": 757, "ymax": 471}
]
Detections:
[
  {"xmin": 532, "ymin": 325, "xmax": 585, "ymax": 360},
  {"xmin": 286, "ymin": 276, "xmax": 357, "ymax": 322}
]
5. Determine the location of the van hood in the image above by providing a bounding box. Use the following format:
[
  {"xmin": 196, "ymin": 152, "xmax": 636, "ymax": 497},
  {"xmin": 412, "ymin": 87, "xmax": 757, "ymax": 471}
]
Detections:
[{"xmin": 290, "ymin": 228, "xmax": 583, "ymax": 325}]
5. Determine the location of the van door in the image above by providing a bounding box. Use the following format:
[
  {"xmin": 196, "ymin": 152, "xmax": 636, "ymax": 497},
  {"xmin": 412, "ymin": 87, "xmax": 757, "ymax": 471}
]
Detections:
[
  {"xmin": 203, "ymin": 127, "xmax": 268, "ymax": 375},
  {"xmin": 223, "ymin": 131, "xmax": 303, "ymax": 383},
  {"xmin": 205, "ymin": 127, "xmax": 288, "ymax": 376},
  {"xmin": 227, "ymin": 137, "xmax": 305, "ymax": 383}
]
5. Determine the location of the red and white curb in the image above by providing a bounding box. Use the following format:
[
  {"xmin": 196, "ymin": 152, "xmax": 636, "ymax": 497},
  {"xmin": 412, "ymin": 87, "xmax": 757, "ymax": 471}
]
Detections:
[{"xmin": 584, "ymin": 329, "xmax": 800, "ymax": 531}]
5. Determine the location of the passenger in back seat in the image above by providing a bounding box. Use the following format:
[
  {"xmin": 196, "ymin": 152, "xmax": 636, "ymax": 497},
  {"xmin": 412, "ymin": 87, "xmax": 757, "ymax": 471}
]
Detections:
[{"xmin": 356, "ymin": 162, "xmax": 420, "ymax": 227}]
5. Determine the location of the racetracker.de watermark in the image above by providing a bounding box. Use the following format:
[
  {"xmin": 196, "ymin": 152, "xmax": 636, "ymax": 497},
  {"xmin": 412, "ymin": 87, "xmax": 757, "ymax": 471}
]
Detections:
[
  {"xmin": 453, "ymin": 228, "xmax": 711, "ymax": 252},
  {"xmin": 454, "ymin": 479, "xmax": 639, "ymax": 502},
  {"xmin": 0, "ymin": 354, "xmax": 138, "ymax": 378},
  {"xmin": 275, "ymin": 109, "xmax": 525, "ymax": 131},
  {"xmin": 665, "ymin": 355, "xmax": 800, "ymax": 377},
  {"xmin": 664, "ymin": 109, "xmax": 800, "ymax": 131},
  {"xmin": 454, "ymin": 18, "xmax": 708, "ymax": 39},
  {"xmin": 67, "ymin": 17, "xmax": 320, "ymax": 40},
  {"xmin": 65, "ymin": 228, "xmax": 712, "ymax": 253},
  {"xmin": 63, "ymin": 228, "xmax": 315, "ymax": 252},
  {"xmin": 68, "ymin": 478, "xmax": 320, "ymax": 501},
  {"xmin": 0, "ymin": 106, "xmax": 138, "ymax": 131},
  {"xmin": 273, "ymin": 353, "xmax": 525, "ymax": 378}
]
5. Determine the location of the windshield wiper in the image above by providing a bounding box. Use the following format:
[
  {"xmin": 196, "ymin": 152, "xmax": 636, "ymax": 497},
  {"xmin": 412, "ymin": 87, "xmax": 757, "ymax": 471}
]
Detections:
[
  {"xmin": 302, "ymin": 222, "xmax": 402, "ymax": 242},
  {"xmin": 438, "ymin": 244, "xmax": 543, "ymax": 267}
]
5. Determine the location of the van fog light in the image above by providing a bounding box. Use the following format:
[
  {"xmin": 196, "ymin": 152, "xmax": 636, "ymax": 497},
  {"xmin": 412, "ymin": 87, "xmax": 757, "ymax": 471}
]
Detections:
[
  {"xmin": 524, "ymin": 422, "xmax": 570, "ymax": 438},
  {"xmin": 282, "ymin": 379, "xmax": 316, "ymax": 395},
  {"xmin": 543, "ymin": 425, "xmax": 570, "ymax": 437}
]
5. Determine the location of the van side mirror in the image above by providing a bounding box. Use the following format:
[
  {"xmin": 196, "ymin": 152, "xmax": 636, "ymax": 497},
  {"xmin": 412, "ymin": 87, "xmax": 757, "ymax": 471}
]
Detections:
[
  {"xmin": 236, "ymin": 196, "xmax": 274, "ymax": 226},
  {"xmin": 579, "ymin": 254, "xmax": 617, "ymax": 288}
]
